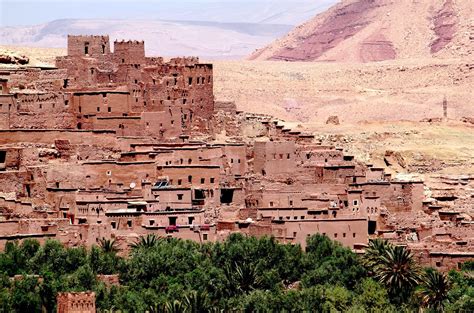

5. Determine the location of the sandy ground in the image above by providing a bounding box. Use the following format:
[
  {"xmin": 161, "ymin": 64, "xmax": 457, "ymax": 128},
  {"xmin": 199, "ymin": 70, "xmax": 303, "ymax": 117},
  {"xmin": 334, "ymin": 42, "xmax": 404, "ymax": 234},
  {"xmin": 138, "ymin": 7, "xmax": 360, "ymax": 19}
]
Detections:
[{"xmin": 213, "ymin": 59, "xmax": 474, "ymax": 124}]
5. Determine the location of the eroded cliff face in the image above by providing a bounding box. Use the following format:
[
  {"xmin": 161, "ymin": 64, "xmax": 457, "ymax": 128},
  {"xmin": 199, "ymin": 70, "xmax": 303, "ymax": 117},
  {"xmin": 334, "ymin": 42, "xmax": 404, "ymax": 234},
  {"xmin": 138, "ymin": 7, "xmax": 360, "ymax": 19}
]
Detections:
[
  {"xmin": 250, "ymin": 0, "xmax": 470, "ymax": 62},
  {"xmin": 266, "ymin": 0, "xmax": 385, "ymax": 61},
  {"xmin": 359, "ymin": 33, "xmax": 396, "ymax": 62},
  {"xmin": 431, "ymin": 0, "xmax": 457, "ymax": 53}
]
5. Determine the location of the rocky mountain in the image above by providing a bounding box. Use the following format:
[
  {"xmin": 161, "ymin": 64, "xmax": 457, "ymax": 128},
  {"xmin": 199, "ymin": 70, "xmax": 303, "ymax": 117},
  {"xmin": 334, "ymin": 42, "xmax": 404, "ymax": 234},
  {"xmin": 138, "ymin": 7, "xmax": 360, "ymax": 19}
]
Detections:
[{"xmin": 249, "ymin": 0, "xmax": 474, "ymax": 62}]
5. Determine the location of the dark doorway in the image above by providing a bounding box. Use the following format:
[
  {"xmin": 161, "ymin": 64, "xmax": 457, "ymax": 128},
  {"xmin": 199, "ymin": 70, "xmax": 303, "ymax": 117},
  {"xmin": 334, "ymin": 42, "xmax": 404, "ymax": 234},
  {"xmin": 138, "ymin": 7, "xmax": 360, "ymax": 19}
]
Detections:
[
  {"xmin": 220, "ymin": 189, "xmax": 234, "ymax": 204},
  {"xmin": 194, "ymin": 189, "xmax": 205, "ymax": 199},
  {"xmin": 368, "ymin": 221, "xmax": 377, "ymax": 234},
  {"xmin": 168, "ymin": 216, "xmax": 177, "ymax": 226},
  {"xmin": 0, "ymin": 151, "xmax": 6, "ymax": 164}
]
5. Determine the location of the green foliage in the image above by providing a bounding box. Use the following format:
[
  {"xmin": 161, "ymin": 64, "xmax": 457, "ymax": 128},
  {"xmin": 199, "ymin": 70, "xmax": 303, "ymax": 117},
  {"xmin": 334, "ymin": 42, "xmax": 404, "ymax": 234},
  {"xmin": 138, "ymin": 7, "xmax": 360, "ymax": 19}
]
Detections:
[
  {"xmin": 364, "ymin": 239, "xmax": 422, "ymax": 304},
  {"xmin": 445, "ymin": 266, "xmax": 474, "ymax": 312},
  {"xmin": 0, "ymin": 235, "xmax": 471, "ymax": 312},
  {"xmin": 129, "ymin": 233, "xmax": 161, "ymax": 251},
  {"xmin": 98, "ymin": 238, "xmax": 120, "ymax": 254},
  {"xmin": 302, "ymin": 234, "xmax": 366, "ymax": 289},
  {"xmin": 417, "ymin": 268, "xmax": 451, "ymax": 312},
  {"xmin": 353, "ymin": 278, "xmax": 395, "ymax": 312}
]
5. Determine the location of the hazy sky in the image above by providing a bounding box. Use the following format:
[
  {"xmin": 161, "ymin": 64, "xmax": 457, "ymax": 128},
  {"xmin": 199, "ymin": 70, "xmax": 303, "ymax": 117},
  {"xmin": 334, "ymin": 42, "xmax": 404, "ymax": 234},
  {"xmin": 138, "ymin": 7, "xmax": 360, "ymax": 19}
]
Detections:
[{"xmin": 0, "ymin": 0, "xmax": 337, "ymax": 26}]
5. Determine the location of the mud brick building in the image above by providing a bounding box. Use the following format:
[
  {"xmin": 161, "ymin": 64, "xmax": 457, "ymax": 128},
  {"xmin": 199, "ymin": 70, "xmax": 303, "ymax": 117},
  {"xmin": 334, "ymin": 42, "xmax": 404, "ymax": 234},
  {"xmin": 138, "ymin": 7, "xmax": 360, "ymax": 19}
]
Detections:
[
  {"xmin": 57, "ymin": 292, "xmax": 95, "ymax": 313},
  {"xmin": 0, "ymin": 35, "xmax": 471, "ymax": 269}
]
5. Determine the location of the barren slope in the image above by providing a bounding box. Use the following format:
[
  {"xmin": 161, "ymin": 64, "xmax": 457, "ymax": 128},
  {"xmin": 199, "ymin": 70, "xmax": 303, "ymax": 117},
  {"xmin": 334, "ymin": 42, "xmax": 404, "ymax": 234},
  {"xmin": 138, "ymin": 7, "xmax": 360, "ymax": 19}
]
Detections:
[
  {"xmin": 214, "ymin": 59, "xmax": 474, "ymax": 124},
  {"xmin": 249, "ymin": 0, "xmax": 474, "ymax": 62}
]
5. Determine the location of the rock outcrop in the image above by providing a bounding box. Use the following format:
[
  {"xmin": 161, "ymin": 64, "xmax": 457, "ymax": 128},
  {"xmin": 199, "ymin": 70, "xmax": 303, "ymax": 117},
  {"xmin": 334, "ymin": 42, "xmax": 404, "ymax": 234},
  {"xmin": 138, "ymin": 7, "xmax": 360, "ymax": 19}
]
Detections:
[
  {"xmin": 249, "ymin": 0, "xmax": 472, "ymax": 62},
  {"xmin": 0, "ymin": 52, "xmax": 29, "ymax": 65}
]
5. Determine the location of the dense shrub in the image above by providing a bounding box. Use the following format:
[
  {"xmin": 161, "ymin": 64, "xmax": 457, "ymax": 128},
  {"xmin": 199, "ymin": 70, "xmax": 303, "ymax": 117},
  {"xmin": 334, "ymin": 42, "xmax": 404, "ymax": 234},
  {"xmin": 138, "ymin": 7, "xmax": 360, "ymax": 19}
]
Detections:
[{"xmin": 0, "ymin": 235, "xmax": 470, "ymax": 312}]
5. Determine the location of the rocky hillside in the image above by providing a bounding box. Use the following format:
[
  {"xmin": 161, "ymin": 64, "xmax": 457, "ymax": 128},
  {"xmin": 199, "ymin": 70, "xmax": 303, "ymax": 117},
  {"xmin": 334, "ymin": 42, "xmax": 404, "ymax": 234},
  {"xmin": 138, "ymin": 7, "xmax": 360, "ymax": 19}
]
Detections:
[{"xmin": 249, "ymin": 0, "xmax": 474, "ymax": 62}]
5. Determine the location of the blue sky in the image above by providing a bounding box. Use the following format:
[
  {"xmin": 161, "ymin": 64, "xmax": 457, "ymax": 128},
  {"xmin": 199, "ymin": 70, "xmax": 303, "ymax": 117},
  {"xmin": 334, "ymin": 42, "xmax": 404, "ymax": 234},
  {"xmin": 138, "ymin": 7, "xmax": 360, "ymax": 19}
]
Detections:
[{"xmin": 0, "ymin": 0, "xmax": 337, "ymax": 26}]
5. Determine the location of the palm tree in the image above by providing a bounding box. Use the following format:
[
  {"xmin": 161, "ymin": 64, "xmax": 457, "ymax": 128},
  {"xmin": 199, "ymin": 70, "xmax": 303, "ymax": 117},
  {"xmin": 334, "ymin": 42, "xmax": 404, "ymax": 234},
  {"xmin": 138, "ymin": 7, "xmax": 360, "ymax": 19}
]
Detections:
[
  {"xmin": 98, "ymin": 238, "xmax": 120, "ymax": 254},
  {"xmin": 417, "ymin": 269, "xmax": 451, "ymax": 312},
  {"xmin": 165, "ymin": 300, "xmax": 187, "ymax": 313},
  {"xmin": 129, "ymin": 234, "xmax": 160, "ymax": 251},
  {"xmin": 224, "ymin": 261, "xmax": 263, "ymax": 296},
  {"xmin": 363, "ymin": 238, "xmax": 390, "ymax": 269},
  {"xmin": 183, "ymin": 290, "xmax": 211, "ymax": 313},
  {"xmin": 375, "ymin": 245, "xmax": 422, "ymax": 303}
]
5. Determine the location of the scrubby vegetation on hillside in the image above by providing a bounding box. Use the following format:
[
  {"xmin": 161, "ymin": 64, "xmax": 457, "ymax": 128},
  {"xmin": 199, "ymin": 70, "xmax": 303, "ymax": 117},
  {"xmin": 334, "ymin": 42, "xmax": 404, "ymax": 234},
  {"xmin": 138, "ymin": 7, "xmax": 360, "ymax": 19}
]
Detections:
[{"xmin": 0, "ymin": 234, "xmax": 472, "ymax": 312}]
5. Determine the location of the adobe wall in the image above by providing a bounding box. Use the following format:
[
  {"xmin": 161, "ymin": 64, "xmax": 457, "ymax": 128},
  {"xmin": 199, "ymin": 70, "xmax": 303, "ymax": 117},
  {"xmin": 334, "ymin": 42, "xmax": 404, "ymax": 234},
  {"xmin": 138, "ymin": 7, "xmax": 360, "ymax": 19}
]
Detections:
[
  {"xmin": 254, "ymin": 141, "xmax": 296, "ymax": 176},
  {"xmin": 280, "ymin": 219, "xmax": 368, "ymax": 249},
  {"xmin": 57, "ymin": 291, "xmax": 96, "ymax": 313},
  {"xmin": 159, "ymin": 165, "xmax": 220, "ymax": 189},
  {"xmin": 68, "ymin": 35, "xmax": 110, "ymax": 57},
  {"xmin": 113, "ymin": 40, "xmax": 145, "ymax": 65}
]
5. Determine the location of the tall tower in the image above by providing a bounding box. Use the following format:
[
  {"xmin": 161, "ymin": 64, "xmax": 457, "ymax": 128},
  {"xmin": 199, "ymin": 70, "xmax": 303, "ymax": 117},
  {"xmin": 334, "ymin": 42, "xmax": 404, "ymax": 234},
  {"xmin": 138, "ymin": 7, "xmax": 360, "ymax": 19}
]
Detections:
[
  {"xmin": 67, "ymin": 35, "xmax": 111, "ymax": 57},
  {"xmin": 443, "ymin": 96, "xmax": 448, "ymax": 119}
]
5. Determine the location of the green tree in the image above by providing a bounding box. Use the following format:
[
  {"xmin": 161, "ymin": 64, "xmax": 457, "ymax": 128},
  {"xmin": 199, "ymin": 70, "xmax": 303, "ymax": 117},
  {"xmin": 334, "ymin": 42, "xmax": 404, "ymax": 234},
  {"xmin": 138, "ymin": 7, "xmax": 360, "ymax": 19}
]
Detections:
[
  {"xmin": 183, "ymin": 290, "xmax": 211, "ymax": 313},
  {"xmin": 98, "ymin": 238, "xmax": 120, "ymax": 254},
  {"xmin": 363, "ymin": 238, "xmax": 390, "ymax": 270},
  {"xmin": 129, "ymin": 234, "xmax": 161, "ymax": 251},
  {"xmin": 353, "ymin": 278, "xmax": 394, "ymax": 312},
  {"xmin": 416, "ymin": 269, "xmax": 451, "ymax": 312},
  {"xmin": 11, "ymin": 276, "xmax": 42, "ymax": 313},
  {"xmin": 374, "ymin": 245, "xmax": 422, "ymax": 304}
]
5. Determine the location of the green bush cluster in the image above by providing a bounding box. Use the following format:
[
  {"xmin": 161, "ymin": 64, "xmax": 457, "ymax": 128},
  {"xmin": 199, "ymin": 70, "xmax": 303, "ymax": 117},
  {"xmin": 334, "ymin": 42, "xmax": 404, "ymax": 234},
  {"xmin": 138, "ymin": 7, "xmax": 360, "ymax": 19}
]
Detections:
[{"xmin": 0, "ymin": 234, "xmax": 472, "ymax": 312}]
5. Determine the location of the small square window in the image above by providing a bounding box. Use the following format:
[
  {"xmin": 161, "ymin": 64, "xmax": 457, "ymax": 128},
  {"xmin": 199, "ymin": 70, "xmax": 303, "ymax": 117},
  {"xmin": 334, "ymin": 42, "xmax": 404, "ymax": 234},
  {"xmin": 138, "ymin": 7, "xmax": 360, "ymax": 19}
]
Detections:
[
  {"xmin": 210, "ymin": 178, "xmax": 215, "ymax": 183},
  {"xmin": 203, "ymin": 233, "xmax": 208, "ymax": 241},
  {"xmin": 177, "ymin": 194, "xmax": 183, "ymax": 200},
  {"xmin": 201, "ymin": 178, "xmax": 205, "ymax": 184}
]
